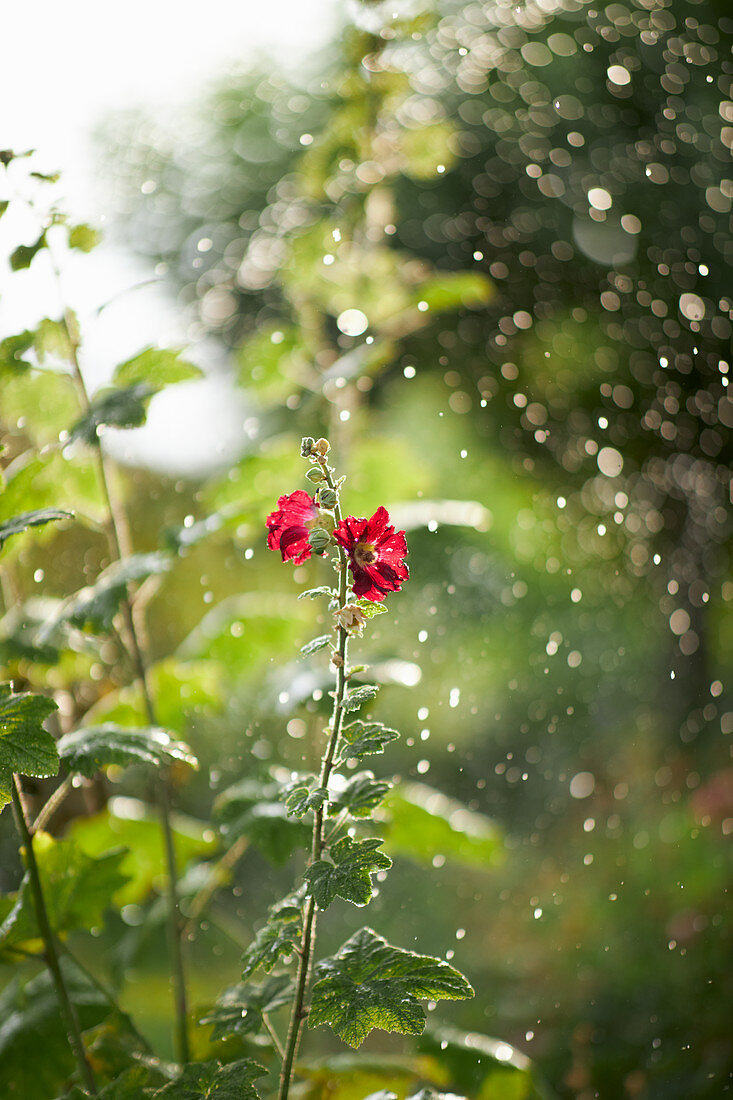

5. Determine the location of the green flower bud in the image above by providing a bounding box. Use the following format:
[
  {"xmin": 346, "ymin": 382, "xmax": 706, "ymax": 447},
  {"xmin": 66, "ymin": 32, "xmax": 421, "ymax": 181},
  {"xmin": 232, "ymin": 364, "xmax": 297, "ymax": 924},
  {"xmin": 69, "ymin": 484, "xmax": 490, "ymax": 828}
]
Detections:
[
  {"xmin": 300, "ymin": 436, "xmax": 316, "ymax": 458},
  {"xmin": 318, "ymin": 488, "xmax": 338, "ymax": 509},
  {"xmin": 305, "ymin": 467, "xmax": 325, "ymax": 484},
  {"xmin": 308, "ymin": 527, "xmax": 334, "ymax": 554}
]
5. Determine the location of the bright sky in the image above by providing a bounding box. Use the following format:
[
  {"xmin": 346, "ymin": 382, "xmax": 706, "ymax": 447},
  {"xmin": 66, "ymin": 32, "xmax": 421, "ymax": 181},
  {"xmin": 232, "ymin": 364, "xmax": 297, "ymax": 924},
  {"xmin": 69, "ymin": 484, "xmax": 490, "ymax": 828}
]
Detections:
[{"xmin": 1, "ymin": 0, "xmax": 338, "ymax": 475}]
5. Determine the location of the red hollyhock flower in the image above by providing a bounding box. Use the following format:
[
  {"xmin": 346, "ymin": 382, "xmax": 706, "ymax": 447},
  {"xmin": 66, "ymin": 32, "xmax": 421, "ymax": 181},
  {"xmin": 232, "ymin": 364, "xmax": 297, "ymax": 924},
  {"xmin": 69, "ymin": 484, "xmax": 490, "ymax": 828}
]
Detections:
[
  {"xmin": 333, "ymin": 506, "xmax": 409, "ymax": 603},
  {"xmin": 267, "ymin": 491, "xmax": 321, "ymax": 564}
]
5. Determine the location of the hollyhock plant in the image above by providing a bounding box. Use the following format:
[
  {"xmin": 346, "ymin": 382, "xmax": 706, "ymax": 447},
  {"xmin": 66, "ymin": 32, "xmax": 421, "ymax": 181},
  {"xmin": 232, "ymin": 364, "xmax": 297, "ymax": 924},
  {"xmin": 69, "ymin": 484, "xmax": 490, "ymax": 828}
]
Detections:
[
  {"xmin": 333, "ymin": 506, "xmax": 409, "ymax": 603},
  {"xmin": 266, "ymin": 490, "xmax": 321, "ymax": 563}
]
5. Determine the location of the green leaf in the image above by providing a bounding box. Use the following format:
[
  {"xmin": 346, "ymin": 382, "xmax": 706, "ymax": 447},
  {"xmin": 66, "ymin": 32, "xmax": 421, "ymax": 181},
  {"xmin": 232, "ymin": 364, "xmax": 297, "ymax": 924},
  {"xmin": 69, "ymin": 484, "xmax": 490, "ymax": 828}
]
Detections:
[
  {"xmin": 57, "ymin": 724, "xmax": 198, "ymax": 778},
  {"xmin": 0, "ymin": 508, "xmax": 73, "ymax": 548},
  {"xmin": 309, "ymin": 927, "xmax": 474, "ymax": 1047},
  {"xmin": 0, "ymin": 684, "xmax": 59, "ymax": 808},
  {"xmin": 300, "ymin": 634, "xmax": 332, "ymax": 657},
  {"xmin": 10, "ymin": 231, "xmax": 47, "ymax": 271},
  {"xmin": 241, "ymin": 894, "xmax": 303, "ymax": 979},
  {"xmin": 0, "ymin": 329, "xmax": 36, "ymax": 374},
  {"xmin": 342, "ymin": 684, "xmax": 380, "ymax": 713},
  {"xmin": 352, "ymin": 598, "xmax": 388, "ymax": 619},
  {"xmin": 282, "ymin": 779, "xmax": 329, "ymax": 818},
  {"xmin": 162, "ymin": 510, "xmax": 231, "ymax": 554},
  {"xmin": 0, "ymin": 199, "xmax": 8, "ymax": 218},
  {"xmin": 379, "ymin": 784, "xmax": 503, "ymax": 871},
  {"xmin": 113, "ymin": 347, "xmax": 203, "ymax": 391},
  {"xmin": 0, "ymin": 962, "xmax": 109, "ymax": 1100},
  {"xmin": 200, "ymin": 974, "xmax": 293, "ymax": 1041},
  {"xmin": 331, "ymin": 771, "xmax": 392, "ymax": 819},
  {"xmin": 153, "ymin": 1058, "xmax": 265, "ymax": 1100},
  {"xmin": 69, "ymin": 796, "xmax": 216, "ymax": 906},
  {"xmin": 68, "ymin": 223, "xmax": 100, "ymax": 252},
  {"xmin": 297, "ymin": 586, "xmax": 336, "ymax": 601},
  {"xmin": 69, "ymin": 382, "xmax": 156, "ymax": 444},
  {"xmin": 412, "ymin": 271, "xmax": 493, "ymax": 313},
  {"xmin": 0, "ymin": 832, "xmax": 129, "ymax": 955},
  {"xmin": 34, "ymin": 317, "xmax": 75, "ymax": 363},
  {"xmin": 215, "ymin": 777, "xmax": 309, "ymax": 865},
  {"xmin": 38, "ymin": 552, "xmax": 172, "ymax": 638},
  {"xmin": 337, "ymin": 720, "xmax": 400, "ymax": 765},
  {"xmin": 304, "ymin": 836, "xmax": 391, "ymax": 910}
]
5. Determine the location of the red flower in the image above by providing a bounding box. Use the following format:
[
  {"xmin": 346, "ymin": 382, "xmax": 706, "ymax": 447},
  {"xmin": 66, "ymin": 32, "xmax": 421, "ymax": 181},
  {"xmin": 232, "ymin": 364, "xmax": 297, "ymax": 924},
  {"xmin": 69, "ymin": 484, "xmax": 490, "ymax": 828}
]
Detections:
[
  {"xmin": 333, "ymin": 506, "xmax": 409, "ymax": 603},
  {"xmin": 267, "ymin": 491, "xmax": 321, "ymax": 564}
]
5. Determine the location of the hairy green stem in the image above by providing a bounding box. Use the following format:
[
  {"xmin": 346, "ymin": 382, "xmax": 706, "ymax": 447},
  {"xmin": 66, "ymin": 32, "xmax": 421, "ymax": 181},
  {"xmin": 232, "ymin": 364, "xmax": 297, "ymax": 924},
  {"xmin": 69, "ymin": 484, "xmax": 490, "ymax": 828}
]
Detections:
[
  {"xmin": 60, "ymin": 301, "xmax": 190, "ymax": 1064},
  {"xmin": 11, "ymin": 777, "xmax": 98, "ymax": 1095},
  {"xmin": 278, "ymin": 455, "xmax": 350, "ymax": 1100}
]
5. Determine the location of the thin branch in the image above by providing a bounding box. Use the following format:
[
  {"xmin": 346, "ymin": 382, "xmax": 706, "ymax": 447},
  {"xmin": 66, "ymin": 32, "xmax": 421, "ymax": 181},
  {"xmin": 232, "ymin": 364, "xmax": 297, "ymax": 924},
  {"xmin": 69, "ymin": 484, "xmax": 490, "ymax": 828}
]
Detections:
[
  {"xmin": 32, "ymin": 774, "xmax": 73, "ymax": 833},
  {"xmin": 11, "ymin": 776, "xmax": 98, "ymax": 1095}
]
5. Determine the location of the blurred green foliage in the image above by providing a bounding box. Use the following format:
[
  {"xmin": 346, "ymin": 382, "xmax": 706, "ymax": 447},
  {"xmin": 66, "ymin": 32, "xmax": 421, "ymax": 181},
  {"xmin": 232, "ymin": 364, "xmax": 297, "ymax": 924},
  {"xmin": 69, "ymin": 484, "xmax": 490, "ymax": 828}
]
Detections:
[{"xmin": 0, "ymin": 0, "xmax": 731, "ymax": 1097}]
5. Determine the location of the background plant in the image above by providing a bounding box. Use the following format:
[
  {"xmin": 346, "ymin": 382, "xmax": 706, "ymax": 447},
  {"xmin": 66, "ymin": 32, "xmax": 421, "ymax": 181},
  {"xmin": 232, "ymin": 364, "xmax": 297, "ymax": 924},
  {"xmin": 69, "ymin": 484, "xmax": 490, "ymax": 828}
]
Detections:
[{"xmin": 1, "ymin": 0, "xmax": 732, "ymax": 1094}]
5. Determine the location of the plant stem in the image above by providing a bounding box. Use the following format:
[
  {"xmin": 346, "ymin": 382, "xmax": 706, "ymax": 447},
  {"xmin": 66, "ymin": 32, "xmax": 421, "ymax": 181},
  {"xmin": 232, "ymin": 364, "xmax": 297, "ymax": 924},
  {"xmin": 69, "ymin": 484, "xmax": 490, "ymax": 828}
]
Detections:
[
  {"xmin": 278, "ymin": 456, "xmax": 350, "ymax": 1100},
  {"xmin": 59, "ymin": 300, "xmax": 190, "ymax": 1064},
  {"xmin": 33, "ymin": 773, "xmax": 73, "ymax": 833},
  {"xmin": 11, "ymin": 776, "xmax": 98, "ymax": 1095}
]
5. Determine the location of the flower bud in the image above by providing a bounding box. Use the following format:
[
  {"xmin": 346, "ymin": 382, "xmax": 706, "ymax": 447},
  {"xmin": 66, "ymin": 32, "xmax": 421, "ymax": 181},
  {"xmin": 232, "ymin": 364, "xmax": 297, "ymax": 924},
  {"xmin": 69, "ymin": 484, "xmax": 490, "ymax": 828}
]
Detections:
[
  {"xmin": 305, "ymin": 467, "xmax": 325, "ymax": 484},
  {"xmin": 318, "ymin": 488, "xmax": 338, "ymax": 509},
  {"xmin": 314, "ymin": 437, "xmax": 330, "ymax": 455},
  {"xmin": 300, "ymin": 437, "xmax": 316, "ymax": 458},
  {"xmin": 308, "ymin": 527, "xmax": 333, "ymax": 555}
]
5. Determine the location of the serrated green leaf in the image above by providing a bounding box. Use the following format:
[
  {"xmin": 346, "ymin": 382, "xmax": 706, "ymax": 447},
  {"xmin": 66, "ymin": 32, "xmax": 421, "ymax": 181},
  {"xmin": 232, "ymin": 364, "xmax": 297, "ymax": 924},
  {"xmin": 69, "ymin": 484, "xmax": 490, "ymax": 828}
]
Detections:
[
  {"xmin": 10, "ymin": 231, "xmax": 47, "ymax": 271},
  {"xmin": 310, "ymin": 927, "xmax": 473, "ymax": 1047},
  {"xmin": 353, "ymin": 599, "xmax": 388, "ymax": 619},
  {"xmin": 342, "ymin": 684, "xmax": 380, "ymax": 713},
  {"xmin": 57, "ymin": 724, "xmax": 198, "ymax": 778},
  {"xmin": 38, "ymin": 552, "xmax": 171, "ymax": 639},
  {"xmin": 283, "ymin": 781, "xmax": 329, "ymax": 818},
  {"xmin": 0, "ymin": 684, "xmax": 59, "ymax": 808},
  {"xmin": 297, "ymin": 586, "xmax": 336, "ymax": 601},
  {"xmin": 304, "ymin": 836, "xmax": 391, "ymax": 910},
  {"xmin": 152, "ymin": 1058, "xmax": 265, "ymax": 1100},
  {"xmin": 0, "ymin": 508, "xmax": 73, "ymax": 548},
  {"xmin": 331, "ymin": 772, "xmax": 392, "ymax": 819},
  {"xmin": 0, "ymin": 832, "xmax": 129, "ymax": 955},
  {"xmin": 337, "ymin": 720, "xmax": 400, "ymax": 764},
  {"xmin": 69, "ymin": 382, "xmax": 156, "ymax": 444},
  {"xmin": 200, "ymin": 974, "xmax": 293, "ymax": 1041},
  {"xmin": 241, "ymin": 894, "xmax": 303, "ymax": 979},
  {"xmin": 300, "ymin": 634, "xmax": 332, "ymax": 657},
  {"xmin": 68, "ymin": 223, "xmax": 100, "ymax": 252},
  {"xmin": 113, "ymin": 347, "xmax": 202, "ymax": 392}
]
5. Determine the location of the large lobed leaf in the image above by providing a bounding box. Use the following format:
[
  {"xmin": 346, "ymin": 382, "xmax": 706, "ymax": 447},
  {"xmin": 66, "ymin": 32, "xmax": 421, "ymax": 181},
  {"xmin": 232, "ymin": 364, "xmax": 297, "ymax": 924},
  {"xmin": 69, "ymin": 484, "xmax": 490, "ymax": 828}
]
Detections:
[
  {"xmin": 310, "ymin": 927, "xmax": 474, "ymax": 1047},
  {"xmin": 58, "ymin": 724, "xmax": 198, "ymax": 778},
  {"xmin": 304, "ymin": 836, "xmax": 391, "ymax": 910},
  {"xmin": 152, "ymin": 1059, "xmax": 265, "ymax": 1100},
  {"xmin": 0, "ymin": 832, "xmax": 129, "ymax": 956},
  {"xmin": 0, "ymin": 683, "xmax": 59, "ymax": 808}
]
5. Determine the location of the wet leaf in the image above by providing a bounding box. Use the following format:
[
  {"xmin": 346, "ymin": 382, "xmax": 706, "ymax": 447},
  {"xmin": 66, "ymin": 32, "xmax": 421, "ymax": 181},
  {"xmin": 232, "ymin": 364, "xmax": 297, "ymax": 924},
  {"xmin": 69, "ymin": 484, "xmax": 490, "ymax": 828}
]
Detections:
[
  {"xmin": 113, "ymin": 347, "xmax": 202, "ymax": 391},
  {"xmin": 153, "ymin": 1058, "xmax": 265, "ymax": 1100},
  {"xmin": 57, "ymin": 724, "xmax": 198, "ymax": 778},
  {"xmin": 241, "ymin": 894, "xmax": 303, "ymax": 979},
  {"xmin": 304, "ymin": 835, "xmax": 391, "ymax": 910},
  {"xmin": 0, "ymin": 684, "xmax": 58, "ymax": 808},
  {"xmin": 69, "ymin": 382, "xmax": 156, "ymax": 444},
  {"xmin": 0, "ymin": 509, "xmax": 73, "ymax": 549},
  {"xmin": 309, "ymin": 927, "xmax": 473, "ymax": 1047},
  {"xmin": 337, "ymin": 720, "xmax": 399, "ymax": 765},
  {"xmin": 200, "ymin": 973, "xmax": 293, "ymax": 1041}
]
